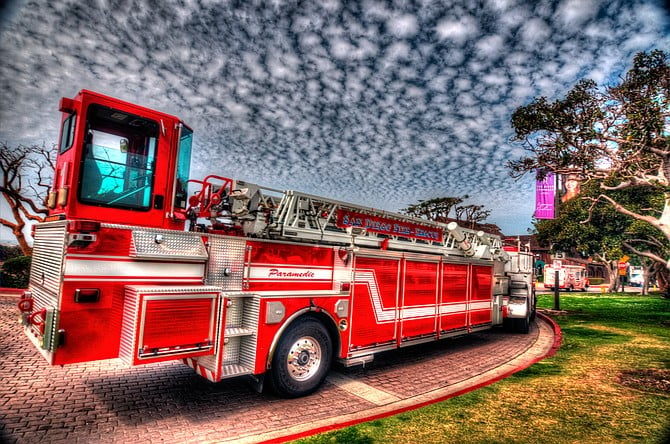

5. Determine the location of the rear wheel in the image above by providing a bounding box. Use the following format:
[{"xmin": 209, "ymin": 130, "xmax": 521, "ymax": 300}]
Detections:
[
  {"xmin": 516, "ymin": 312, "xmax": 530, "ymax": 334},
  {"xmin": 529, "ymin": 290, "xmax": 537, "ymax": 322},
  {"xmin": 269, "ymin": 319, "xmax": 332, "ymax": 398}
]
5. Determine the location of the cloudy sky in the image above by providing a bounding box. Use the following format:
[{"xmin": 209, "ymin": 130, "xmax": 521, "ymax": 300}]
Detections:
[{"xmin": 1, "ymin": 0, "xmax": 669, "ymax": 236}]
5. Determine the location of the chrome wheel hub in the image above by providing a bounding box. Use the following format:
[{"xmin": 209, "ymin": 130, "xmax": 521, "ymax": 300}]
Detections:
[{"xmin": 286, "ymin": 336, "xmax": 322, "ymax": 381}]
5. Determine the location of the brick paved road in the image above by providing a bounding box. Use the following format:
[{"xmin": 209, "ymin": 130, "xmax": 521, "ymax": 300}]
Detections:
[{"xmin": 0, "ymin": 294, "xmax": 553, "ymax": 443}]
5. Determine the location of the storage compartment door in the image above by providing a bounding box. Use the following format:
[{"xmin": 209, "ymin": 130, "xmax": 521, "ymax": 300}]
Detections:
[
  {"xmin": 440, "ymin": 263, "xmax": 469, "ymax": 332},
  {"xmin": 401, "ymin": 260, "xmax": 439, "ymax": 339},
  {"xmin": 120, "ymin": 286, "xmax": 221, "ymax": 365},
  {"xmin": 469, "ymin": 265, "xmax": 493, "ymax": 326},
  {"xmin": 350, "ymin": 256, "xmax": 400, "ymax": 349}
]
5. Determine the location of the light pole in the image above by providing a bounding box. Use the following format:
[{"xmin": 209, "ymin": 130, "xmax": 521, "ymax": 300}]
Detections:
[{"xmin": 554, "ymin": 269, "xmax": 560, "ymax": 310}]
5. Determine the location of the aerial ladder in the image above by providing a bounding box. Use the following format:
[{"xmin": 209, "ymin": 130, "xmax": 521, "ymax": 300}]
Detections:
[{"xmin": 185, "ymin": 175, "xmax": 509, "ymax": 261}]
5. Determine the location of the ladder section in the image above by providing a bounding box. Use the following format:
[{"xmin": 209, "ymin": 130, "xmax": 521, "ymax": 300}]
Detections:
[
  {"xmin": 221, "ymin": 293, "xmax": 260, "ymax": 378},
  {"xmin": 268, "ymin": 189, "xmax": 506, "ymax": 259},
  {"xmin": 187, "ymin": 175, "xmax": 507, "ymax": 260}
]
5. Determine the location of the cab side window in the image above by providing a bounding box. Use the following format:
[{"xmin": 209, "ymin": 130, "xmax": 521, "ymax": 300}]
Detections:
[{"xmin": 59, "ymin": 113, "xmax": 76, "ymax": 154}]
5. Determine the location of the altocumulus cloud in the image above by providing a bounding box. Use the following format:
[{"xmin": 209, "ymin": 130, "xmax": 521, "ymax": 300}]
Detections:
[{"xmin": 0, "ymin": 0, "xmax": 668, "ymax": 234}]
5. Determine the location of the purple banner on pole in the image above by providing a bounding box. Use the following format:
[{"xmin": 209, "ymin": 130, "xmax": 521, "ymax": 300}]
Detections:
[{"xmin": 535, "ymin": 172, "xmax": 555, "ymax": 219}]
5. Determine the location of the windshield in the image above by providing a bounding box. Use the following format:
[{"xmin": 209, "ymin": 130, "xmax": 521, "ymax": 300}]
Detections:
[
  {"xmin": 79, "ymin": 104, "xmax": 158, "ymax": 210},
  {"xmin": 173, "ymin": 124, "xmax": 193, "ymax": 211}
]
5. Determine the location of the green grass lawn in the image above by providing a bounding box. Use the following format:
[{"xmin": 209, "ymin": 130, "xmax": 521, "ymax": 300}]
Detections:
[{"xmin": 296, "ymin": 293, "xmax": 670, "ymax": 444}]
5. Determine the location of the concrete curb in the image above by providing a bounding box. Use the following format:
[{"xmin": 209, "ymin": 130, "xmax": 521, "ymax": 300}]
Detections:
[{"xmin": 0, "ymin": 287, "xmax": 25, "ymax": 296}]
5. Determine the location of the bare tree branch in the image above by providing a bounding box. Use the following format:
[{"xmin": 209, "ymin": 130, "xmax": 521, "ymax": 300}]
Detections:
[
  {"xmin": 622, "ymin": 241, "xmax": 668, "ymax": 265},
  {"xmin": 0, "ymin": 142, "xmax": 55, "ymax": 255}
]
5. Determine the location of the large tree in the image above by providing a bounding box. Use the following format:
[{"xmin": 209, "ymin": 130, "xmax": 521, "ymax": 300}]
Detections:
[
  {"xmin": 534, "ymin": 180, "xmax": 664, "ymax": 292},
  {"xmin": 0, "ymin": 143, "xmax": 54, "ymax": 255},
  {"xmin": 455, "ymin": 204, "xmax": 491, "ymax": 229},
  {"xmin": 509, "ymin": 50, "xmax": 670, "ymax": 266},
  {"xmin": 402, "ymin": 196, "xmax": 492, "ymax": 228},
  {"xmin": 402, "ymin": 195, "xmax": 468, "ymax": 222},
  {"xmin": 620, "ymin": 216, "xmax": 670, "ymax": 296}
]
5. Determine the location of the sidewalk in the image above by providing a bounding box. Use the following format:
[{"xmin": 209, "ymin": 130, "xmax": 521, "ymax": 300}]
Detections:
[
  {"xmin": 0, "ymin": 294, "xmax": 559, "ymax": 444},
  {"xmin": 535, "ymin": 283, "xmax": 649, "ymax": 293}
]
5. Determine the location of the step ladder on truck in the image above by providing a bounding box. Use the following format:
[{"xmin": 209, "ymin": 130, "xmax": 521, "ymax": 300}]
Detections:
[{"xmin": 18, "ymin": 90, "xmax": 537, "ymax": 397}]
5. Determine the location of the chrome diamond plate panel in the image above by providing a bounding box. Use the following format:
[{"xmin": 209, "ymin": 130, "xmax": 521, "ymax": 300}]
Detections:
[
  {"xmin": 239, "ymin": 296, "xmax": 260, "ymax": 369},
  {"xmin": 130, "ymin": 229, "xmax": 207, "ymax": 261},
  {"xmin": 222, "ymin": 336, "xmax": 241, "ymax": 365},
  {"xmin": 205, "ymin": 236, "xmax": 247, "ymax": 291}
]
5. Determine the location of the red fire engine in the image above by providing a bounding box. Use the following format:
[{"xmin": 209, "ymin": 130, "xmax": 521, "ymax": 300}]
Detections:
[
  {"xmin": 18, "ymin": 90, "xmax": 536, "ymax": 397},
  {"xmin": 543, "ymin": 263, "xmax": 589, "ymax": 291}
]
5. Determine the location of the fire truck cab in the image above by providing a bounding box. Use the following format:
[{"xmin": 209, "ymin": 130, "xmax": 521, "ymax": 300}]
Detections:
[
  {"xmin": 47, "ymin": 91, "xmax": 192, "ymax": 229},
  {"xmin": 19, "ymin": 90, "xmax": 536, "ymax": 397}
]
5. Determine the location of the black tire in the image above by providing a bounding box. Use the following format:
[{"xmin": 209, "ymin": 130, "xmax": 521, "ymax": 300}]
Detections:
[
  {"xmin": 269, "ymin": 318, "xmax": 332, "ymax": 398},
  {"xmin": 529, "ymin": 291, "xmax": 537, "ymax": 322},
  {"xmin": 514, "ymin": 298, "xmax": 531, "ymax": 334},
  {"xmin": 503, "ymin": 318, "xmax": 514, "ymax": 331},
  {"xmin": 516, "ymin": 314, "xmax": 530, "ymax": 334}
]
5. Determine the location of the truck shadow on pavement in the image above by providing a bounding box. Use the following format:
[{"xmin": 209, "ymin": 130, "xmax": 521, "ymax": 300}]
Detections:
[{"xmin": 84, "ymin": 326, "xmax": 536, "ymax": 427}]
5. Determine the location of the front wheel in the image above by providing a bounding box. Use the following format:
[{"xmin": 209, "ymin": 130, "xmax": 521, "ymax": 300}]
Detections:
[{"xmin": 269, "ymin": 319, "xmax": 332, "ymax": 398}]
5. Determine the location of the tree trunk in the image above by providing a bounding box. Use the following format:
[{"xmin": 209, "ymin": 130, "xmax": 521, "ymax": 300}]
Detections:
[
  {"xmin": 655, "ymin": 264, "xmax": 670, "ymax": 298},
  {"xmin": 606, "ymin": 260, "xmax": 620, "ymax": 292},
  {"xmin": 13, "ymin": 227, "xmax": 32, "ymax": 256},
  {"xmin": 640, "ymin": 276, "xmax": 649, "ymax": 295},
  {"xmin": 658, "ymin": 194, "xmax": 670, "ymax": 239},
  {"xmin": 2, "ymin": 196, "xmax": 33, "ymax": 256},
  {"xmin": 639, "ymin": 260, "xmax": 655, "ymax": 296}
]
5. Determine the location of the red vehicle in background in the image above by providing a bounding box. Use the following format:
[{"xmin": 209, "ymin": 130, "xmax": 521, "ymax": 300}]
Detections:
[{"xmin": 543, "ymin": 263, "xmax": 589, "ymax": 291}]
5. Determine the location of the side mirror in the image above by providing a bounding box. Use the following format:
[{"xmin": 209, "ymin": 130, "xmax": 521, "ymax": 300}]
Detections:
[{"xmin": 120, "ymin": 138, "xmax": 128, "ymax": 153}]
